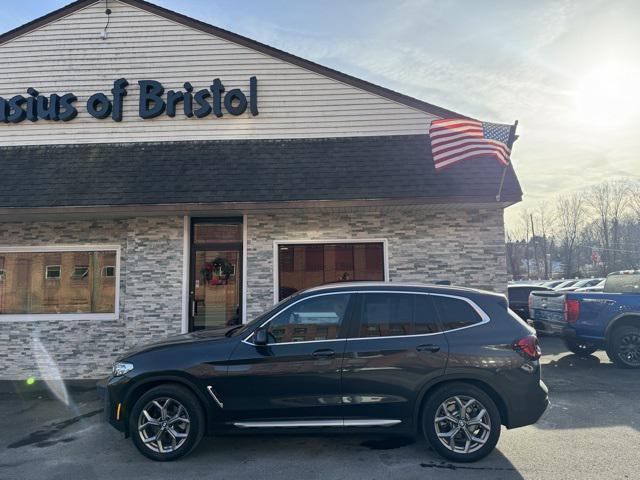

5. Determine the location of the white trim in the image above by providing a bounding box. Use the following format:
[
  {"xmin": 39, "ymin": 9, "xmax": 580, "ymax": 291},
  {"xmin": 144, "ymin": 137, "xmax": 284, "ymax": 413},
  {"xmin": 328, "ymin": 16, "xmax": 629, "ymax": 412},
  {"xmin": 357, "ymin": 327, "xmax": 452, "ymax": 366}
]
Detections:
[
  {"xmin": 272, "ymin": 238, "xmax": 389, "ymax": 305},
  {"xmin": 181, "ymin": 216, "xmax": 190, "ymax": 334},
  {"xmin": 232, "ymin": 419, "xmax": 401, "ymax": 428},
  {"xmin": 242, "ymin": 214, "xmax": 248, "ymax": 324},
  {"xmin": 0, "ymin": 244, "xmax": 121, "ymax": 322}
]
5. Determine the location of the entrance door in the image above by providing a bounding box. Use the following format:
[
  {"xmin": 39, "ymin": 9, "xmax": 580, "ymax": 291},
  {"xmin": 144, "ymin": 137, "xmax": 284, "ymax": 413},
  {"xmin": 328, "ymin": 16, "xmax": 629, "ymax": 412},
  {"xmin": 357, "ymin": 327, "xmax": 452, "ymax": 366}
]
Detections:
[{"xmin": 189, "ymin": 219, "xmax": 243, "ymax": 331}]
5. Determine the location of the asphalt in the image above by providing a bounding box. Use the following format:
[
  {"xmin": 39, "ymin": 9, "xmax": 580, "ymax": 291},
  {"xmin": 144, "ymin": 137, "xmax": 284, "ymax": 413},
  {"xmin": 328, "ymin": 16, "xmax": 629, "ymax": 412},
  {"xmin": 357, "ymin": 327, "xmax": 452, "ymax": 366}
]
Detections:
[{"xmin": 0, "ymin": 337, "xmax": 638, "ymax": 480}]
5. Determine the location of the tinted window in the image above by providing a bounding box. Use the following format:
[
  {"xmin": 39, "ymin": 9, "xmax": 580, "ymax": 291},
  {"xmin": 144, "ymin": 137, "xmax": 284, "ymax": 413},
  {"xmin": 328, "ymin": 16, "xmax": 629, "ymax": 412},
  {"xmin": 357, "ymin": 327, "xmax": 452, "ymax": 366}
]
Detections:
[
  {"xmin": 508, "ymin": 286, "xmax": 549, "ymax": 303},
  {"xmin": 359, "ymin": 293, "xmax": 441, "ymax": 337},
  {"xmin": 414, "ymin": 295, "xmax": 441, "ymax": 334},
  {"xmin": 267, "ymin": 294, "xmax": 350, "ymax": 343},
  {"xmin": 433, "ymin": 296, "xmax": 483, "ymax": 330}
]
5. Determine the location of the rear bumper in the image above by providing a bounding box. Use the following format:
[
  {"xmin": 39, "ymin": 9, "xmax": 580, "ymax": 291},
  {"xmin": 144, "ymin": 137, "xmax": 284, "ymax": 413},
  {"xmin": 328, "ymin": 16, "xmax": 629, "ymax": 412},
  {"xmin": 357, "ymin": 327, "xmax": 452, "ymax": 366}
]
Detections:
[{"xmin": 505, "ymin": 379, "xmax": 549, "ymax": 429}]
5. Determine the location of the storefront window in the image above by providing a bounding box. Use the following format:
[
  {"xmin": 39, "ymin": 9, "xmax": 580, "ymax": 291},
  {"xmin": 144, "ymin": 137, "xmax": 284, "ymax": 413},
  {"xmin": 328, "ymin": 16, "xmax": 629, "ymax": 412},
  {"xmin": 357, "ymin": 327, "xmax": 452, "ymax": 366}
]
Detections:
[
  {"xmin": 0, "ymin": 249, "xmax": 117, "ymax": 315},
  {"xmin": 277, "ymin": 242, "xmax": 385, "ymax": 301}
]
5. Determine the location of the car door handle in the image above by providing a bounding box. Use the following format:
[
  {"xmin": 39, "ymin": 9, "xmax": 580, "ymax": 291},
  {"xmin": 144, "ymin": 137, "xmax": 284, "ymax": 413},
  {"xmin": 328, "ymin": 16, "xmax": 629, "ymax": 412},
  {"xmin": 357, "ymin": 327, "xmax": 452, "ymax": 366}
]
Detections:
[
  {"xmin": 416, "ymin": 344, "xmax": 441, "ymax": 353},
  {"xmin": 312, "ymin": 348, "xmax": 336, "ymax": 358}
]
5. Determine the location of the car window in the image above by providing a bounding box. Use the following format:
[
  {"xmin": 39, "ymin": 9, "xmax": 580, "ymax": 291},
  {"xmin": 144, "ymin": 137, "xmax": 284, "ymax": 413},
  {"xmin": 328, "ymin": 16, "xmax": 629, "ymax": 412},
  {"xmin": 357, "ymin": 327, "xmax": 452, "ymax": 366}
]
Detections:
[
  {"xmin": 432, "ymin": 296, "xmax": 483, "ymax": 330},
  {"xmin": 358, "ymin": 293, "xmax": 441, "ymax": 337},
  {"xmin": 266, "ymin": 294, "xmax": 350, "ymax": 343},
  {"xmin": 413, "ymin": 294, "xmax": 442, "ymax": 334},
  {"xmin": 604, "ymin": 273, "xmax": 640, "ymax": 294}
]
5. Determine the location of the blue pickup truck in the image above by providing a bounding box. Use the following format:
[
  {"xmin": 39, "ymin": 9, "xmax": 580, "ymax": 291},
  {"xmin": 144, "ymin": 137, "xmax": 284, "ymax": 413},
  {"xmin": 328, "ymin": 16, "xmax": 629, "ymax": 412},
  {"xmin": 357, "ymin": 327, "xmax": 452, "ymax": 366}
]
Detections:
[{"xmin": 529, "ymin": 270, "xmax": 640, "ymax": 368}]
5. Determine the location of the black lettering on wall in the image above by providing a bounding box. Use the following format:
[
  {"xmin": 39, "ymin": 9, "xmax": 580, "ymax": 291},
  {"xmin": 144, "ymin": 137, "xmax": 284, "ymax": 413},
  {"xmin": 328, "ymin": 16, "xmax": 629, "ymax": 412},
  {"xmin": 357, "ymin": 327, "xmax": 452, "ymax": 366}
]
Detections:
[
  {"xmin": 194, "ymin": 89, "xmax": 212, "ymax": 118},
  {"xmin": 111, "ymin": 78, "xmax": 129, "ymax": 122},
  {"xmin": 37, "ymin": 94, "xmax": 60, "ymax": 121},
  {"xmin": 87, "ymin": 93, "xmax": 113, "ymax": 119},
  {"xmin": 250, "ymin": 76, "xmax": 259, "ymax": 116},
  {"xmin": 183, "ymin": 82, "xmax": 194, "ymax": 118},
  {"xmin": 59, "ymin": 93, "xmax": 78, "ymax": 121},
  {"xmin": 8, "ymin": 95, "xmax": 26, "ymax": 123},
  {"xmin": 26, "ymin": 88, "xmax": 39, "ymax": 122},
  {"xmin": 224, "ymin": 89, "xmax": 247, "ymax": 116},
  {"xmin": 211, "ymin": 78, "xmax": 225, "ymax": 117},
  {"xmin": 0, "ymin": 97, "xmax": 8, "ymax": 123},
  {"xmin": 166, "ymin": 90, "xmax": 184, "ymax": 117},
  {"xmin": 138, "ymin": 80, "xmax": 166, "ymax": 119}
]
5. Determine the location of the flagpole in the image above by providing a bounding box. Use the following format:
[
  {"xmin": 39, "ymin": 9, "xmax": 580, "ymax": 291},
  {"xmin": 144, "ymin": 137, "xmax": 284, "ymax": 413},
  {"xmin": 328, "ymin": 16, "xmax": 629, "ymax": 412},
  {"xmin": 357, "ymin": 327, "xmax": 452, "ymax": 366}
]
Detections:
[{"xmin": 496, "ymin": 120, "xmax": 518, "ymax": 202}]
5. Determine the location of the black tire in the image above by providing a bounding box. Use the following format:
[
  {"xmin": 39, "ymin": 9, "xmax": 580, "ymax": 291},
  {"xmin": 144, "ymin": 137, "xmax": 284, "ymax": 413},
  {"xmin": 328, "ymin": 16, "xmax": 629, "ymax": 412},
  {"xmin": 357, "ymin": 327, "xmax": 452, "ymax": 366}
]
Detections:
[
  {"xmin": 563, "ymin": 338, "xmax": 598, "ymax": 357},
  {"xmin": 422, "ymin": 383, "xmax": 501, "ymax": 463},
  {"xmin": 606, "ymin": 325, "xmax": 640, "ymax": 369},
  {"xmin": 129, "ymin": 384, "xmax": 205, "ymax": 461}
]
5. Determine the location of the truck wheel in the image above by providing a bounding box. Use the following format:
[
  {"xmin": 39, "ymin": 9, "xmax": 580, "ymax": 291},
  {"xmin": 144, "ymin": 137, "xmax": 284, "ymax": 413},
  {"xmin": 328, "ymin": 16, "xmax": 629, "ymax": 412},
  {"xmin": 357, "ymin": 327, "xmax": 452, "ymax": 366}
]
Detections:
[
  {"xmin": 606, "ymin": 326, "xmax": 640, "ymax": 369},
  {"xmin": 563, "ymin": 338, "xmax": 597, "ymax": 357},
  {"xmin": 129, "ymin": 384, "xmax": 205, "ymax": 461}
]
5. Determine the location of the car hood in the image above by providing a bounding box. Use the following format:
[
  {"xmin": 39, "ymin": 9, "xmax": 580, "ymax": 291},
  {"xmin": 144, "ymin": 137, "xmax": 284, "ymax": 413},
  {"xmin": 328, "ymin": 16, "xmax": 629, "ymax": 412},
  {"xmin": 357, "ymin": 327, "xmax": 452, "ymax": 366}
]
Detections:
[{"xmin": 118, "ymin": 326, "xmax": 234, "ymax": 360}]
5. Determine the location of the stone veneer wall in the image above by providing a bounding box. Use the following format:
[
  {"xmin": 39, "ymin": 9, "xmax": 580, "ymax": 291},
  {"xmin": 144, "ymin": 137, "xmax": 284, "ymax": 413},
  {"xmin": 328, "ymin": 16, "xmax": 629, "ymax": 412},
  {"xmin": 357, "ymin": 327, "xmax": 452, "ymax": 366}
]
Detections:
[
  {"xmin": 246, "ymin": 205, "xmax": 507, "ymax": 320},
  {"xmin": 0, "ymin": 217, "xmax": 184, "ymax": 379}
]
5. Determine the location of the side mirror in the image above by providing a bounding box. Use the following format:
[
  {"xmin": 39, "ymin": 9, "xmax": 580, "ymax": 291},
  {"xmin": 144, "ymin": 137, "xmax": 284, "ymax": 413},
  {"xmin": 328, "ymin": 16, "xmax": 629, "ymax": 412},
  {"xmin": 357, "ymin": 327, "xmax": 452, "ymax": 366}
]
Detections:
[{"xmin": 253, "ymin": 327, "xmax": 268, "ymax": 346}]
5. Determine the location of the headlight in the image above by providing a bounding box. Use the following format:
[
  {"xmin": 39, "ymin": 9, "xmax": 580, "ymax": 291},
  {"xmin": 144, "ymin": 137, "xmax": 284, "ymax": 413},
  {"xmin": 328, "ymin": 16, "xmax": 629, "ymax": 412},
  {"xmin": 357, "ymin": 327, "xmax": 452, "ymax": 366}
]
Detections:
[{"xmin": 112, "ymin": 361, "xmax": 134, "ymax": 376}]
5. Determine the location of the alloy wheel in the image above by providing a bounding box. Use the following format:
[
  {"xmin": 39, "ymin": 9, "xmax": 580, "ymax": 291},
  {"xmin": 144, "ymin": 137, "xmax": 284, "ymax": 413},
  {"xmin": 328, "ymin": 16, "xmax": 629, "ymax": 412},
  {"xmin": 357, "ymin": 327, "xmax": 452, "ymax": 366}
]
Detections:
[
  {"xmin": 618, "ymin": 332, "xmax": 640, "ymax": 366},
  {"xmin": 434, "ymin": 395, "xmax": 491, "ymax": 454},
  {"xmin": 137, "ymin": 397, "xmax": 191, "ymax": 454}
]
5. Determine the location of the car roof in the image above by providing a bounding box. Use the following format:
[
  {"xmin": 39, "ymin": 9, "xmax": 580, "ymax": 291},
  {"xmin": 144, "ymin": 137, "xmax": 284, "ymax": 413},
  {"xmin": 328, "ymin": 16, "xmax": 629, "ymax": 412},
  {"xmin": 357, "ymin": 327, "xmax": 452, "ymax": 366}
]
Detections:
[{"xmin": 300, "ymin": 281, "xmax": 504, "ymax": 299}]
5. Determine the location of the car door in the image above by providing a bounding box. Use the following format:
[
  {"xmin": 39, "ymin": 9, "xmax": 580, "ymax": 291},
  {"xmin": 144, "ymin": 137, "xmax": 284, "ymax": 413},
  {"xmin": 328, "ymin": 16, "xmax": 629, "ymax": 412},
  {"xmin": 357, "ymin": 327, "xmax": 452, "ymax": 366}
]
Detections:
[
  {"xmin": 220, "ymin": 292, "xmax": 354, "ymax": 425},
  {"xmin": 341, "ymin": 292, "xmax": 449, "ymax": 426}
]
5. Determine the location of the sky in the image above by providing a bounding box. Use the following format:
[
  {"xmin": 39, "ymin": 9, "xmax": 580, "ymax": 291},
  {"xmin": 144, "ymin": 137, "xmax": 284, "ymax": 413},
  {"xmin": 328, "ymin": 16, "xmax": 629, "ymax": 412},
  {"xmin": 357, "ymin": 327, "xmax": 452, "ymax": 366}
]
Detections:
[{"xmin": 1, "ymin": 0, "xmax": 639, "ymax": 228}]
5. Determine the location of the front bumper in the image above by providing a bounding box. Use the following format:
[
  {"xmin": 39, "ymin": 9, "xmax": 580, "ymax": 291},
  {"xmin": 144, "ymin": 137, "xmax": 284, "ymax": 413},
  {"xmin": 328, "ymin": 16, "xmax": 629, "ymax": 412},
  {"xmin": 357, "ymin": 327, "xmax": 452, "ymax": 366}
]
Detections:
[{"xmin": 97, "ymin": 376, "xmax": 128, "ymax": 433}]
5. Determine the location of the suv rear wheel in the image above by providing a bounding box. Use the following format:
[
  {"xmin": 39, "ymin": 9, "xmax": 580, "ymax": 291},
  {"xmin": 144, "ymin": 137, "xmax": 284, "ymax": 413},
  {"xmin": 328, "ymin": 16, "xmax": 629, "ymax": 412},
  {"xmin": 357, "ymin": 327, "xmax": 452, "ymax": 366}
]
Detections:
[
  {"xmin": 422, "ymin": 383, "xmax": 501, "ymax": 462},
  {"xmin": 563, "ymin": 338, "xmax": 598, "ymax": 357},
  {"xmin": 606, "ymin": 325, "xmax": 640, "ymax": 369},
  {"xmin": 129, "ymin": 384, "xmax": 205, "ymax": 461}
]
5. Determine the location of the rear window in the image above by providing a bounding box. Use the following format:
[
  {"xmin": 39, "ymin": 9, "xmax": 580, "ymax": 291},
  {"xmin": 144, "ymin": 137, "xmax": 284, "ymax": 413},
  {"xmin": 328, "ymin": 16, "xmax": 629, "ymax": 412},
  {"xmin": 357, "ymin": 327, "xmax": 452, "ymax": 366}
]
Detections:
[
  {"xmin": 432, "ymin": 296, "xmax": 483, "ymax": 330},
  {"xmin": 508, "ymin": 286, "xmax": 548, "ymax": 303},
  {"xmin": 604, "ymin": 273, "xmax": 640, "ymax": 293}
]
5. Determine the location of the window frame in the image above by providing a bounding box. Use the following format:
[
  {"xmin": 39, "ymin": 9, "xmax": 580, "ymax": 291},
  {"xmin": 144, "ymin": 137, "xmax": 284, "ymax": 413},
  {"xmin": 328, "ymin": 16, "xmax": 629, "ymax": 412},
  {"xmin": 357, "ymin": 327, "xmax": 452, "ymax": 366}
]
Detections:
[
  {"xmin": 0, "ymin": 244, "xmax": 121, "ymax": 322},
  {"xmin": 272, "ymin": 239, "xmax": 389, "ymax": 305},
  {"xmin": 243, "ymin": 290, "xmax": 490, "ymax": 345}
]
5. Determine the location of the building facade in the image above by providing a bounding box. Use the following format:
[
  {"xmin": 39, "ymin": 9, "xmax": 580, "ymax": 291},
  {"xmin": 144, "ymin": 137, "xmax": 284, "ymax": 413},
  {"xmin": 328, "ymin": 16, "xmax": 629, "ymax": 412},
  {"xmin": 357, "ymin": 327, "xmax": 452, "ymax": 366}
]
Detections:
[{"xmin": 0, "ymin": 0, "xmax": 522, "ymax": 379}]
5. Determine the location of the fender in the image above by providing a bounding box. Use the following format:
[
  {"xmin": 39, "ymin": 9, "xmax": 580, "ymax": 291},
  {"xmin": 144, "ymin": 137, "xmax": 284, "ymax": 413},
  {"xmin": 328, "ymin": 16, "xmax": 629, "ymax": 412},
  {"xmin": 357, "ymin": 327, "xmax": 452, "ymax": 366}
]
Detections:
[
  {"xmin": 121, "ymin": 373, "xmax": 211, "ymax": 436},
  {"xmin": 604, "ymin": 312, "xmax": 640, "ymax": 338},
  {"xmin": 411, "ymin": 371, "xmax": 509, "ymax": 432}
]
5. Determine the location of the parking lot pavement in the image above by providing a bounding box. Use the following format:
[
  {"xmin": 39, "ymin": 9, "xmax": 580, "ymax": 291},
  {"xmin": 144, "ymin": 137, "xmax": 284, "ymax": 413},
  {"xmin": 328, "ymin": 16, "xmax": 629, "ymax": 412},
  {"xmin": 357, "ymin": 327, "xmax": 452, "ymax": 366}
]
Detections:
[{"xmin": 1, "ymin": 336, "xmax": 638, "ymax": 480}]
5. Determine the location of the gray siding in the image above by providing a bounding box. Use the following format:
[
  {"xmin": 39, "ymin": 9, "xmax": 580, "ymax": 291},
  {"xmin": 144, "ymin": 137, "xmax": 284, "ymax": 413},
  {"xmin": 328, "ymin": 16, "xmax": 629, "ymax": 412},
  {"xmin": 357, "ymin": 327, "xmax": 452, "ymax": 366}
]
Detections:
[
  {"xmin": 246, "ymin": 205, "xmax": 507, "ymax": 319},
  {"xmin": 0, "ymin": 217, "xmax": 184, "ymax": 379},
  {"xmin": 0, "ymin": 0, "xmax": 435, "ymax": 146}
]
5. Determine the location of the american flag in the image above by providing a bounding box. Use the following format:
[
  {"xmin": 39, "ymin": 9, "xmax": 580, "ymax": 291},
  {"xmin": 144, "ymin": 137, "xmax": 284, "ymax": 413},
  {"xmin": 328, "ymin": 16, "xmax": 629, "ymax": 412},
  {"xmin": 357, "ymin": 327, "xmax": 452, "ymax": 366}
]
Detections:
[{"xmin": 429, "ymin": 119, "xmax": 514, "ymax": 171}]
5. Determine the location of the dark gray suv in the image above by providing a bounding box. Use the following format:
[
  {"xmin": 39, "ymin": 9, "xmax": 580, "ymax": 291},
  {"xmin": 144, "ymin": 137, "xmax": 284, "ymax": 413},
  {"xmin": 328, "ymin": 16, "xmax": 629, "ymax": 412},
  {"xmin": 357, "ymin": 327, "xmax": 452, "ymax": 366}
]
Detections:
[{"xmin": 100, "ymin": 282, "xmax": 548, "ymax": 462}]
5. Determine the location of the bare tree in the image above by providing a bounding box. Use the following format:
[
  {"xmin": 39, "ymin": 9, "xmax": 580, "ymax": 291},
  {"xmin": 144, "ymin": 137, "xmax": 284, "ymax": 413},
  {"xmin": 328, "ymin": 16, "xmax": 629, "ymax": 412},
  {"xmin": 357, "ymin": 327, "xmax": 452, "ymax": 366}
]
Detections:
[
  {"xmin": 555, "ymin": 193, "xmax": 585, "ymax": 277},
  {"xmin": 533, "ymin": 203, "xmax": 555, "ymax": 278},
  {"xmin": 585, "ymin": 180, "xmax": 630, "ymax": 272}
]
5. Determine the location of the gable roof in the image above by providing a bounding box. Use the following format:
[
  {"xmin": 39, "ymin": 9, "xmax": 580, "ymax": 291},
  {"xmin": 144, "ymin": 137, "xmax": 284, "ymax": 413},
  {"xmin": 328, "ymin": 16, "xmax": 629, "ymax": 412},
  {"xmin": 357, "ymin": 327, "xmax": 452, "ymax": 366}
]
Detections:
[
  {"xmin": 0, "ymin": 135, "xmax": 522, "ymax": 214},
  {"xmin": 0, "ymin": 0, "xmax": 469, "ymax": 120}
]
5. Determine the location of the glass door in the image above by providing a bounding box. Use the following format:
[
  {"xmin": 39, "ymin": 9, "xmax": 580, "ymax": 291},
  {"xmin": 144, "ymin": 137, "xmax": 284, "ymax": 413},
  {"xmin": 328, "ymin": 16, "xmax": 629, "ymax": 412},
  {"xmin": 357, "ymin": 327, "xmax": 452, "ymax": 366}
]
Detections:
[{"xmin": 189, "ymin": 219, "xmax": 243, "ymax": 331}]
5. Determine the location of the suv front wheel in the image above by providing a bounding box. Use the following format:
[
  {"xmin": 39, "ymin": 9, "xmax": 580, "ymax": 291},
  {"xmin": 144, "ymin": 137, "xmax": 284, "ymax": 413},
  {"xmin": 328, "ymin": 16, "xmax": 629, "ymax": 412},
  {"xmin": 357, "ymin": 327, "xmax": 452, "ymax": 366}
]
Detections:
[
  {"xmin": 422, "ymin": 383, "xmax": 501, "ymax": 462},
  {"xmin": 129, "ymin": 384, "xmax": 205, "ymax": 461}
]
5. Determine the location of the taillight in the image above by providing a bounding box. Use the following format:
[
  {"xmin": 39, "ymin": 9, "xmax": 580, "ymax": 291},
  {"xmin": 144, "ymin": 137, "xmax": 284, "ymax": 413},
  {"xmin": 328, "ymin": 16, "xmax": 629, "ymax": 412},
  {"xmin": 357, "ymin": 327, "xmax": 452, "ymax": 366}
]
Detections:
[
  {"xmin": 513, "ymin": 335, "xmax": 541, "ymax": 360},
  {"xmin": 564, "ymin": 299, "xmax": 580, "ymax": 323}
]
